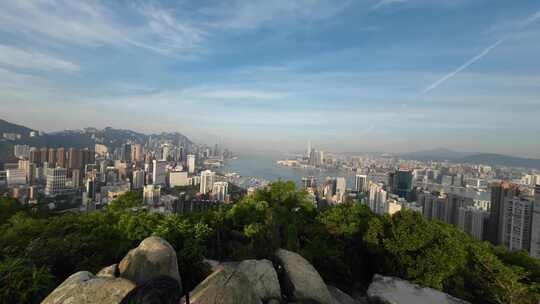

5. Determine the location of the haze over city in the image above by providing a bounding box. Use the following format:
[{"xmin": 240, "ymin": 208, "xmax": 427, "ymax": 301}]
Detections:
[{"xmin": 0, "ymin": 1, "xmax": 539, "ymax": 157}]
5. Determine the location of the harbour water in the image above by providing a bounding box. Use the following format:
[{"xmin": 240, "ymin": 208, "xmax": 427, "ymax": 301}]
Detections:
[{"xmin": 220, "ymin": 151, "xmax": 357, "ymax": 188}]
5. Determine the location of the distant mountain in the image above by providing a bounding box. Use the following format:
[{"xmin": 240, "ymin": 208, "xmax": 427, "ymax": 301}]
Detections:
[
  {"xmin": 0, "ymin": 118, "xmax": 194, "ymax": 164},
  {"xmin": 400, "ymin": 148, "xmax": 540, "ymax": 169},
  {"xmin": 457, "ymin": 153, "xmax": 540, "ymax": 169},
  {"xmin": 400, "ymin": 148, "xmax": 473, "ymax": 161},
  {"xmin": 0, "ymin": 119, "xmax": 36, "ymax": 137}
]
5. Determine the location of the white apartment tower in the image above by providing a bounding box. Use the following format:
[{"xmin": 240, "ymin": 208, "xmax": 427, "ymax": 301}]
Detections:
[
  {"xmin": 187, "ymin": 154, "xmax": 196, "ymax": 174},
  {"xmin": 200, "ymin": 170, "xmax": 215, "ymax": 194}
]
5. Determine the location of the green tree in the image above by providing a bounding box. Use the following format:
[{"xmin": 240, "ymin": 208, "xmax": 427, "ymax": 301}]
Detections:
[
  {"xmin": 108, "ymin": 191, "xmax": 143, "ymax": 212},
  {"xmin": 0, "ymin": 258, "xmax": 55, "ymax": 304}
]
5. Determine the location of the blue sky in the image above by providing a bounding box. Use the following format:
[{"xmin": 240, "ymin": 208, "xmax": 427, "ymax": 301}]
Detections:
[{"xmin": 0, "ymin": 0, "xmax": 539, "ymax": 157}]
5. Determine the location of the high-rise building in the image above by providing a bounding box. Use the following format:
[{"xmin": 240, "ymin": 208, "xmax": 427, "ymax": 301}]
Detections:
[
  {"xmin": 29, "ymin": 148, "xmax": 40, "ymax": 165},
  {"xmin": 56, "ymin": 147, "xmax": 66, "ymax": 168},
  {"xmin": 199, "ymin": 170, "xmax": 215, "ymax": 194},
  {"xmin": 45, "ymin": 167, "xmax": 67, "ymax": 196},
  {"xmin": 95, "ymin": 144, "xmax": 108, "ymax": 158},
  {"xmin": 132, "ymin": 169, "xmax": 145, "ymax": 190},
  {"xmin": 488, "ymin": 181, "xmax": 520, "ymax": 245},
  {"xmin": 390, "ymin": 169, "xmax": 413, "ymax": 200},
  {"xmin": 530, "ymin": 185, "xmax": 540, "ymax": 258},
  {"xmin": 132, "ymin": 144, "xmax": 143, "ymax": 162},
  {"xmin": 39, "ymin": 148, "xmax": 48, "ymax": 166},
  {"xmin": 152, "ymin": 160, "xmax": 167, "ymax": 186},
  {"xmin": 212, "ymin": 181, "xmax": 228, "ymax": 202},
  {"xmin": 187, "ymin": 154, "xmax": 195, "ymax": 174},
  {"xmin": 121, "ymin": 144, "xmax": 132, "ymax": 163},
  {"xmin": 68, "ymin": 148, "xmax": 81, "ymax": 170},
  {"xmin": 457, "ymin": 206, "xmax": 489, "ymax": 241},
  {"xmin": 335, "ymin": 177, "xmax": 347, "ymax": 203},
  {"xmin": 143, "ymin": 184, "xmax": 161, "ymax": 205},
  {"xmin": 6, "ymin": 169, "xmax": 27, "ymax": 186},
  {"xmin": 355, "ymin": 174, "xmax": 367, "ymax": 193},
  {"xmin": 501, "ymin": 196, "xmax": 533, "ymax": 252},
  {"xmin": 47, "ymin": 148, "xmax": 56, "ymax": 167},
  {"xmin": 13, "ymin": 145, "xmax": 30, "ymax": 159}
]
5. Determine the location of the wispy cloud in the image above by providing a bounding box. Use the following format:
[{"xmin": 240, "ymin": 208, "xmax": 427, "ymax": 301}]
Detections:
[
  {"xmin": 0, "ymin": 1, "xmax": 204, "ymax": 56},
  {"xmin": 0, "ymin": 44, "xmax": 80, "ymax": 73},
  {"xmin": 421, "ymin": 9, "xmax": 540, "ymax": 95},
  {"xmin": 201, "ymin": 0, "xmax": 351, "ymax": 30}
]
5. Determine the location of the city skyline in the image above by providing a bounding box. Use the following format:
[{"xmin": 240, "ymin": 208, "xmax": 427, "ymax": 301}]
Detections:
[{"xmin": 0, "ymin": 1, "xmax": 539, "ymax": 157}]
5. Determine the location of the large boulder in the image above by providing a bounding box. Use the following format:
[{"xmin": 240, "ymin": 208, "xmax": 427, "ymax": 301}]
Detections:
[
  {"xmin": 97, "ymin": 264, "xmax": 118, "ymax": 278},
  {"xmin": 367, "ymin": 274, "xmax": 470, "ymax": 304},
  {"xmin": 235, "ymin": 259, "xmax": 281, "ymax": 302},
  {"xmin": 42, "ymin": 271, "xmax": 135, "ymax": 304},
  {"xmin": 120, "ymin": 275, "xmax": 181, "ymax": 304},
  {"xmin": 275, "ymin": 249, "xmax": 332, "ymax": 304},
  {"xmin": 328, "ymin": 285, "xmax": 365, "ymax": 304},
  {"xmin": 182, "ymin": 265, "xmax": 262, "ymax": 304},
  {"xmin": 118, "ymin": 236, "xmax": 181, "ymax": 290}
]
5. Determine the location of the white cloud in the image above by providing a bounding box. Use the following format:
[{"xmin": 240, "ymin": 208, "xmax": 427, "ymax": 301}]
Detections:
[
  {"xmin": 371, "ymin": 0, "xmax": 406, "ymax": 10},
  {"xmin": 0, "ymin": 44, "xmax": 80, "ymax": 73},
  {"xmin": 0, "ymin": 0, "xmax": 204, "ymax": 56}
]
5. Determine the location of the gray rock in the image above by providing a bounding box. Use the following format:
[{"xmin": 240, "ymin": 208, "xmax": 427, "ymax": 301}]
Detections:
[
  {"xmin": 236, "ymin": 259, "xmax": 281, "ymax": 302},
  {"xmin": 118, "ymin": 236, "xmax": 181, "ymax": 290},
  {"xmin": 96, "ymin": 264, "xmax": 118, "ymax": 278},
  {"xmin": 182, "ymin": 266, "xmax": 262, "ymax": 304},
  {"xmin": 328, "ymin": 285, "xmax": 358, "ymax": 304},
  {"xmin": 275, "ymin": 249, "xmax": 332, "ymax": 304},
  {"xmin": 267, "ymin": 299, "xmax": 281, "ymax": 304},
  {"xmin": 367, "ymin": 274, "xmax": 470, "ymax": 304},
  {"xmin": 203, "ymin": 258, "xmax": 221, "ymax": 272},
  {"xmin": 42, "ymin": 271, "xmax": 135, "ymax": 304}
]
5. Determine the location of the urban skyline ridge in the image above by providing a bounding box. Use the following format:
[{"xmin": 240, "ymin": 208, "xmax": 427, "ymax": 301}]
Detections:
[{"xmin": 2, "ymin": 117, "xmax": 540, "ymax": 168}]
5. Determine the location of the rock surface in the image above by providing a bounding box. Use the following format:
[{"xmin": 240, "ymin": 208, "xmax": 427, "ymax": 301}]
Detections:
[
  {"xmin": 182, "ymin": 265, "xmax": 262, "ymax": 304},
  {"xmin": 235, "ymin": 259, "xmax": 281, "ymax": 302},
  {"xmin": 275, "ymin": 248, "xmax": 332, "ymax": 304},
  {"xmin": 97, "ymin": 264, "xmax": 118, "ymax": 278},
  {"xmin": 118, "ymin": 236, "xmax": 181, "ymax": 290},
  {"xmin": 42, "ymin": 271, "xmax": 135, "ymax": 304},
  {"xmin": 328, "ymin": 285, "xmax": 363, "ymax": 304},
  {"xmin": 120, "ymin": 275, "xmax": 181, "ymax": 304},
  {"xmin": 367, "ymin": 274, "xmax": 470, "ymax": 304}
]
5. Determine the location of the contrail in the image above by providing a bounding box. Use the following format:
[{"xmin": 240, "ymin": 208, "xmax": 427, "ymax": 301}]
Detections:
[
  {"xmin": 421, "ymin": 38, "xmax": 505, "ymax": 94},
  {"xmin": 421, "ymin": 10, "xmax": 540, "ymax": 95}
]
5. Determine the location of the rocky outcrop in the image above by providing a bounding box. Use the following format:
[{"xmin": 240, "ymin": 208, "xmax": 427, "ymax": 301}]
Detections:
[
  {"xmin": 97, "ymin": 264, "xmax": 118, "ymax": 278},
  {"xmin": 367, "ymin": 274, "xmax": 470, "ymax": 304},
  {"xmin": 118, "ymin": 236, "xmax": 181, "ymax": 290},
  {"xmin": 328, "ymin": 285, "xmax": 366, "ymax": 304},
  {"xmin": 42, "ymin": 271, "xmax": 135, "ymax": 304},
  {"xmin": 275, "ymin": 248, "xmax": 333, "ymax": 304},
  {"xmin": 120, "ymin": 275, "xmax": 181, "ymax": 304},
  {"xmin": 182, "ymin": 265, "xmax": 262, "ymax": 304},
  {"xmin": 236, "ymin": 259, "xmax": 281, "ymax": 302}
]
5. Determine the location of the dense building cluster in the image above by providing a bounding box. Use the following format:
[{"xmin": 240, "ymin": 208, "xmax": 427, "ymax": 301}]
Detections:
[{"xmin": 1, "ymin": 138, "xmax": 235, "ymax": 214}]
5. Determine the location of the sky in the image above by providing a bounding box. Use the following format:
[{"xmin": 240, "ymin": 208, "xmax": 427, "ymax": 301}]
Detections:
[{"xmin": 0, "ymin": 0, "xmax": 539, "ymax": 157}]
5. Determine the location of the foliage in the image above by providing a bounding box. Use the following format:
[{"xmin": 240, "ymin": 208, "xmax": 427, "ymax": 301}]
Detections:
[
  {"xmin": 0, "ymin": 258, "xmax": 55, "ymax": 304},
  {"xmin": 0, "ymin": 181, "xmax": 539, "ymax": 303},
  {"xmin": 108, "ymin": 191, "xmax": 143, "ymax": 212}
]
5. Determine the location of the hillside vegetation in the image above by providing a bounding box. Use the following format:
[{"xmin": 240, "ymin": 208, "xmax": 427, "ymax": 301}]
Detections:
[{"xmin": 1, "ymin": 181, "xmax": 539, "ymax": 303}]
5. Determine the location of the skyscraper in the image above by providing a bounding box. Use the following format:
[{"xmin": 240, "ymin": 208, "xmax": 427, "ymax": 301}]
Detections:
[
  {"xmin": 389, "ymin": 168, "xmax": 413, "ymax": 200},
  {"xmin": 488, "ymin": 181, "xmax": 520, "ymax": 245},
  {"xmin": 68, "ymin": 148, "xmax": 81, "ymax": 170},
  {"xmin": 212, "ymin": 181, "xmax": 228, "ymax": 202},
  {"xmin": 355, "ymin": 174, "xmax": 367, "ymax": 193},
  {"xmin": 530, "ymin": 185, "xmax": 540, "ymax": 258},
  {"xmin": 501, "ymin": 196, "xmax": 533, "ymax": 252},
  {"xmin": 45, "ymin": 167, "xmax": 67, "ymax": 196},
  {"xmin": 187, "ymin": 154, "xmax": 195, "ymax": 174},
  {"xmin": 47, "ymin": 148, "xmax": 56, "ymax": 167},
  {"xmin": 56, "ymin": 147, "xmax": 66, "ymax": 168},
  {"xmin": 199, "ymin": 170, "xmax": 215, "ymax": 194},
  {"xmin": 152, "ymin": 160, "xmax": 167, "ymax": 186}
]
